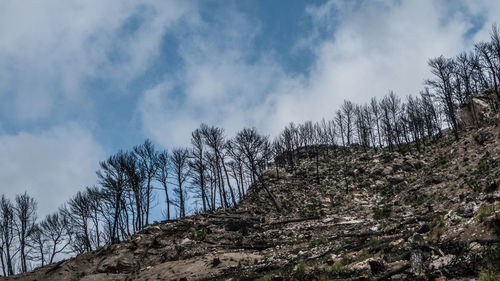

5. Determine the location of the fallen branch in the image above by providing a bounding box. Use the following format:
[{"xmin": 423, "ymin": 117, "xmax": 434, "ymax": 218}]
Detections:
[
  {"xmin": 268, "ymin": 216, "xmax": 320, "ymax": 226},
  {"xmin": 374, "ymin": 263, "xmax": 411, "ymax": 281}
]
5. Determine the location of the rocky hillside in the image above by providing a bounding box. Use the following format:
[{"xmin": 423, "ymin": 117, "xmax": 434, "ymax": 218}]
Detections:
[{"xmin": 3, "ymin": 99, "xmax": 500, "ymax": 281}]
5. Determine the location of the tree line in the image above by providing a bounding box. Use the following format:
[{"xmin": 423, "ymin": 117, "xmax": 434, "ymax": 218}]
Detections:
[{"xmin": 0, "ymin": 24, "xmax": 499, "ymax": 276}]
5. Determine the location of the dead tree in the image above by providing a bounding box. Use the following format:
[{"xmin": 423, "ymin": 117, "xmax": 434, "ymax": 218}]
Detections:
[
  {"xmin": 97, "ymin": 151, "xmax": 127, "ymax": 243},
  {"xmin": 189, "ymin": 128, "xmax": 208, "ymax": 213},
  {"xmin": 14, "ymin": 192, "xmax": 37, "ymax": 273},
  {"xmin": 201, "ymin": 125, "xmax": 237, "ymax": 208},
  {"xmin": 40, "ymin": 212, "xmax": 70, "ymax": 264},
  {"xmin": 426, "ymin": 56, "xmax": 460, "ymax": 140},
  {"xmin": 0, "ymin": 196, "xmax": 15, "ymax": 275},
  {"xmin": 155, "ymin": 150, "xmax": 171, "ymax": 220},
  {"xmin": 133, "ymin": 139, "xmax": 158, "ymax": 226},
  {"xmin": 232, "ymin": 128, "xmax": 282, "ymax": 213},
  {"xmin": 170, "ymin": 148, "xmax": 190, "ymax": 218}
]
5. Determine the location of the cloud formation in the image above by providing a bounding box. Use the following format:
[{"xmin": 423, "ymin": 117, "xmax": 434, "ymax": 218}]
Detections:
[
  {"xmin": 0, "ymin": 124, "xmax": 105, "ymax": 217},
  {"xmin": 139, "ymin": 0, "xmax": 500, "ymax": 147},
  {"xmin": 0, "ymin": 0, "xmax": 192, "ymax": 121},
  {"xmin": 1, "ymin": 0, "xmax": 499, "ymax": 218}
]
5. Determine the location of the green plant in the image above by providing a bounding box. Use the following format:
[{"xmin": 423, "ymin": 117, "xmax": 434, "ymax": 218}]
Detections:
[
  {"xmin": 479, "ymin": 271, "xmax": 499, "ymax": 281},
  {"xmin": 373, "ymin": 205, "xmax": 392, "ymax": 220},
  {"xmin": 328, "ymin": 262, "xmax": 347, "ymax": 275},
  {"xmin": 293, "ymin": 263, "xmax": 307, "ymax": 279},
  {"xmin": 310, "ymin": 238, "xmax": 327, "ymax": 247},
  {"xmin": 256, "ymin": 274, "xmax": 272, "ymax": 281},
  {"xmin": 189, "ymin": 228, "xmax": 207, "ymax": 241},
  {"xmin": 477, "ymin": 204, "xmax": 496, "ymax": 223}
]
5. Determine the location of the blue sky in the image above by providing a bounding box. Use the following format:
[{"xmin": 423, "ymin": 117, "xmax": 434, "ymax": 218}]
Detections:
[{"xmin": 0, "ymin": 0, "xmax": 498, "ymax": 219}]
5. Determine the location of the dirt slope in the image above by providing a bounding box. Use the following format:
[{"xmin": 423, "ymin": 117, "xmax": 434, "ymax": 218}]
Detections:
[{"xmin": 3, "ymin": 109, "xmax": 499, "ymax": 281}]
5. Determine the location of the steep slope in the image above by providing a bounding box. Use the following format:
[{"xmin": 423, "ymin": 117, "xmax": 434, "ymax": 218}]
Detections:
[{"xmin": 3, "ymin": 105, "xmax": 499, "ymax": 281}]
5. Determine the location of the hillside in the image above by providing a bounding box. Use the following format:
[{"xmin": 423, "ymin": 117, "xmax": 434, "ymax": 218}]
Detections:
[{"xmin": 3, "ymin": 97, "xmax": 499, "ymax": 281}]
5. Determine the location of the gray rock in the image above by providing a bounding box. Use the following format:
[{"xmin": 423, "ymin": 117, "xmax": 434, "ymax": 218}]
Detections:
[
  {"xmin": 410, "ymin": 249, "xmax": 423, "ymax": 273},
  {"xmin": 457, "ymin": 202, "xmax": 477, "ymax": 218}
]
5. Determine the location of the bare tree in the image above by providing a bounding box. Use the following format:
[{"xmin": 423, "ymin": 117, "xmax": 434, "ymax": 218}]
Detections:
[
  {"xmin": 232, "ymin": 128, "xmax": 281, "ymax": 213},
  {"xmin": 155, "ymin": 150, "xmax": 171, "ymax": 220},
  {"xmin": 201, "ymin": 125, "xmax": 237, "ymax": 208},
  {"xmin": 341, "ymin": 100, "xmax": 355, "ymax": 145},
  {"xmin": 0, "ymin": 196, "xmax": 15, "ymax": 276},
  {"xmin": 335, "ymin": 109, "xmax": 345, "ymax": 146},
  {"xmin": 97, "ymin": 151, "xmax": 127, "ymax": 243},
  {"xmin": 426, "ymin": 56, "xmax": 460, "ymax": 140},
  {"xmin": 133, "ymin": 139, "xmax": 158, "ymax": 226},
  {"xmin": 14, "ymin": 192, "xmax": 37, "ymax": 273},
  {"xmin": 170, "ymin": 148, "xmax": 190, "ymax": 218},
  {"xmin": 370, "ymin": 97, "xmax": 383, "ymax": 148},
  {"xmin": 122, "ymin": 152, "xmax": 146, "ymax": 231},
  {"xmin": 40, "ymin": 212, "xmax": 71, "ymax": 264},
  {"xmin": 189, "ymin": 129, "xmax": 208, "ymax": 213},
  {"xmin": 29, "ymin": 224, "xmax": 46, "ymax": 267}
]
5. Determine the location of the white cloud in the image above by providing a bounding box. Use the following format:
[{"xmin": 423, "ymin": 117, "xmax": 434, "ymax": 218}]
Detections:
[
  {"xmin": 0, "ymin": 124, "xmax": 105, "ymax": 217},
  {"xmin": 139, "ymin": 0, "xmax": 500, "ymax": 146},
  {"xmin": 0, "ymin": 0, "xmax": 193, "ymax": 121}
]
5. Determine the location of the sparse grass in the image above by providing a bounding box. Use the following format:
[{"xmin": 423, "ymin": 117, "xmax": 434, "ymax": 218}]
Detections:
[
  {"xmin": 327, "ymin": 262, "xmax": 348, "ymax": 275},
  {"xmin": 479, "ymin": 271, "xmax": 499, "ymax": 281},
  {"xmin": 477, "ymin": 204, "xmax": 496, "ymax": 223},
  {"xmin": 373, "ymin": 205, "xmax": 392, "ymax": 220},
  {"xmin": 293, "ymin": 263, "xmax": 307, "ymax": 280},
  {"xmin": 256, "ymin": 274, "xmax": 272, "ymax": 281},
  {"xmin": 310, "ymin": 238, "xmax": 327, "ymax": 247},
  {"xmin": 189, "ymin": 228, "xmax": 207, "ymax": 241}
]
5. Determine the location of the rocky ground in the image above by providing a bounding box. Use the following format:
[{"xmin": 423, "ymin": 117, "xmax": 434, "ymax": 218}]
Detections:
[{"xmin": 3, "ymin": 105, "xmax": 499, "ymax": 281}]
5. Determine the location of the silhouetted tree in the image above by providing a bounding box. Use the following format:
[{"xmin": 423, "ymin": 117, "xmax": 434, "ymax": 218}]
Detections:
[
  {"xmin": 189, "ymin": 129, "xmax": 208, "ymax": 213},
  {"xmin": 170, "ymin": 148, "xmax": 190, "ymax": 218},
  {"xmin": 133, "ymin": 139, "xmax": 158, "ymax": 226},
  {"xmin": 40, "ymin": 212, "xmax": 70, "ymax": 264},
  {"xmin": 426, "ymin": 56, "xmax": 460, "ymax": 140},
  {"xmin": 0, "ymin": 196, "xmax": 15, "ymax": 276},
  {"xmin": 155, "ymin": 150, "xmax": 171, "ymax": 220},
  {"xmin": 14, "ymin": 192, "xmax": 37, "ymax": 273},
  {"xmin": 97, "ymin": 151, "xmax": 127, "ymax": 243},
  {"xmin": 232, "ymin": 128, "xmax": 281, "ymax": 213}
]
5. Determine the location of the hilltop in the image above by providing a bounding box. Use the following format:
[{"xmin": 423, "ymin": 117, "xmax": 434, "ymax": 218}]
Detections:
[{"xmin": 3, "ymin": 94, "xmax": 499, "ymax": 281}]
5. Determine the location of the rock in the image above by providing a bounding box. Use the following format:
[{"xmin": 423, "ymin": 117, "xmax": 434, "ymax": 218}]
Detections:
[
  {"xmin": 212, "ymin": 256, "xmax": 221, "ymax": 267},
  {"xmin": 457, "ymin": 202, "xmax": 477, "ymax": 218},
  {"xmin": 445, "ymin": 210, "xmax": 462, "ymax": 224},
  {"xmin": 408, "ymin": 233, "xmax": 425, "ymax": 247},
  {"xmin": 96, "ymin": 256, "xmax": 135, "ymax": 273},
  {"xmin": 429, "ymin": 255, "xmax": 455, "ymax": 270},
  {"xmin": 389, "ymin": 238, "xmax": 405, "ymax": 247},
  {"xmin": 181, "ymin": 238, "xmax": 192, "ymax": 245},
  {"xmin": 468, "ymin": 242, "xmax": 483, "ymax": 251},
  {"xmin": 382, "ymin": 166, "xmax": 393, "ymax": 176},
  {"xmin": 410, "ymin": 249, "xmax": 423, "ymax": 273},
  {"xmin": 417, "ymin": 223, "xmax": 430, "ymax": 233},
  {"xmin": 388, "ymin": 174, "xmax": 405, "ymax": 184},
  {"xmin": 352, "ymin": 257, "xmax": 383, "ymax": 275},
  {"xmin": 458, "ymin": 97, "xmax": 491, "ymax": 128},
  {"xmin": 351, "ymin": 260, "xmax": 371, "ymax": 274},
  {"xmin": 368, "ymin": 259, "xmax": 385, "ymax": 274}
]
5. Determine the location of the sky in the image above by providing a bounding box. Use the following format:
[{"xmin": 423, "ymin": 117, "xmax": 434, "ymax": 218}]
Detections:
[{"xmin": 0, "ymin": 0, "xmax": 498, "ymax": 220}]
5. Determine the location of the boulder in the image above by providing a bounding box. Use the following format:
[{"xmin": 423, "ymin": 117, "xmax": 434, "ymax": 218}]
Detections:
[
  {"xmin": 457, "ymin": 201, "xmax": 478, "ymax": 218},
  {"xmin": 458, "ymin": 97, "xmax": 491, "ymax": 128},
  {"xmin": 429, "ymin": 255, "xmax": 455, "ymax": 271}
]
